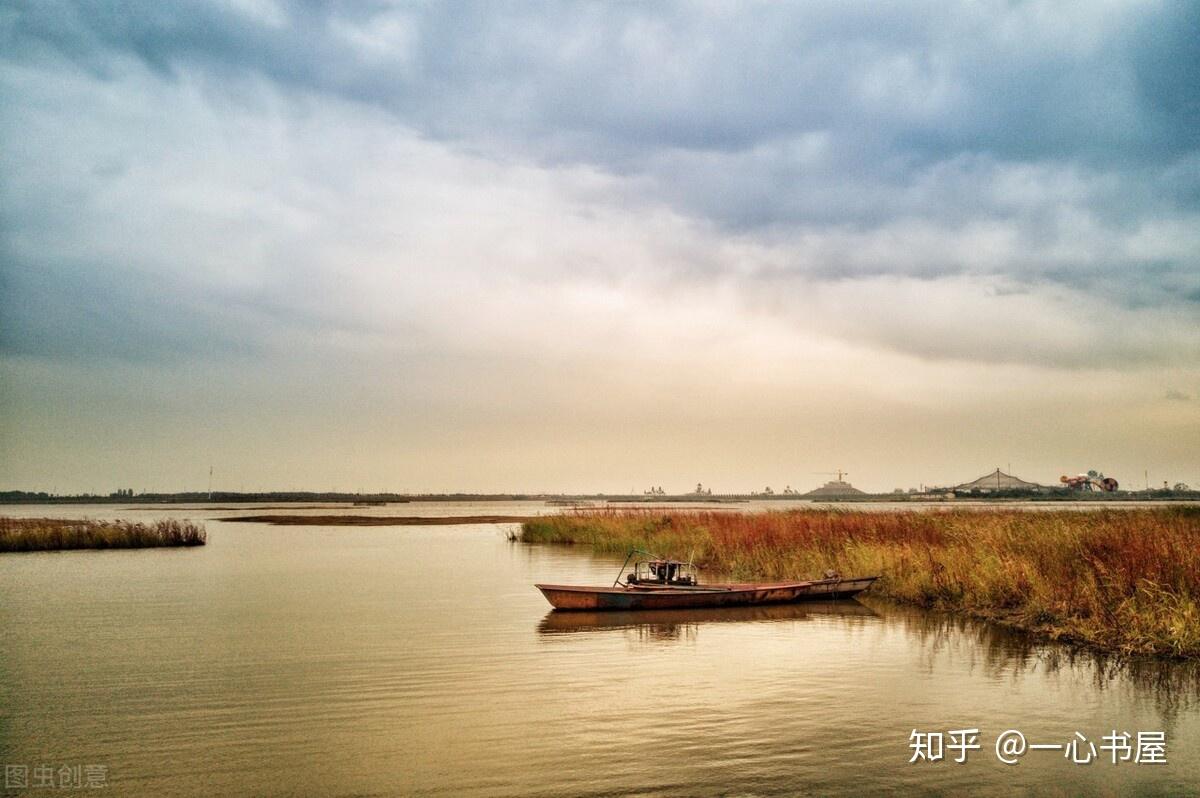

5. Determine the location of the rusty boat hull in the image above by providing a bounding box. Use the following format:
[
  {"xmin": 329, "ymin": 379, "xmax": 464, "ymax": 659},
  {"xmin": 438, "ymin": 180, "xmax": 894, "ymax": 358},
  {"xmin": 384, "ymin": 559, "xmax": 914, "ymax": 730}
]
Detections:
[{"xmin": 535, "ymin": 576, "xmax": 878, "ymax": 611}]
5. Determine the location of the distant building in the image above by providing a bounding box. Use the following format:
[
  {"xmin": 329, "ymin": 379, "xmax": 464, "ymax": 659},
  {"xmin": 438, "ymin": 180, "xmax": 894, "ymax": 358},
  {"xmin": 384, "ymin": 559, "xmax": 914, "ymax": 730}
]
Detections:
[
  {"xmin": 953, "ymin": 468, "xmax": 1045, "ymax": 493},
  {"xmin": 803, "ymin": 479, "xmax": 867, "ymax": 498}
]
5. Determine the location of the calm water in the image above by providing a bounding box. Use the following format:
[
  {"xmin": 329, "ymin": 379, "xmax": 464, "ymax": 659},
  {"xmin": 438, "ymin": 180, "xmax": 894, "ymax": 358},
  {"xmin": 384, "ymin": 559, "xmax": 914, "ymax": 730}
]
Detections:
[{"xmin": 1, "ymin": 503, "xmax": 1198, "ymax": 796}]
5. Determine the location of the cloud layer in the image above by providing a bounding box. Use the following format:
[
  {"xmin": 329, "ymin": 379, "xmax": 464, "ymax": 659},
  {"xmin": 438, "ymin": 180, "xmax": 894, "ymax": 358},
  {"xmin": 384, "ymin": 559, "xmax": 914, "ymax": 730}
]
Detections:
[{"xmin": 1, "ymin": 1, "xmax": 1197, "ymax": 492}]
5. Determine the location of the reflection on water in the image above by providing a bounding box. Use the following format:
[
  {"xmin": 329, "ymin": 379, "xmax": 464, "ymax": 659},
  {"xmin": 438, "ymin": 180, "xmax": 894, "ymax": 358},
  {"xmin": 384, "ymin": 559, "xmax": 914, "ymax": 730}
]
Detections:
[
  {"xmin": 1, "ymin": 503, "xmax": 1198, "ymax": 797},
  {"xmin": 885, "ymin": 602, "xmax": 1200, "ymax": 726},
  {"xmin": 539, "ymin": 601, "xmax": 879, "ymax": 643},
  {"xmin": 883, "ymin": 600, "xmax": 1200, "ymax": 724}
]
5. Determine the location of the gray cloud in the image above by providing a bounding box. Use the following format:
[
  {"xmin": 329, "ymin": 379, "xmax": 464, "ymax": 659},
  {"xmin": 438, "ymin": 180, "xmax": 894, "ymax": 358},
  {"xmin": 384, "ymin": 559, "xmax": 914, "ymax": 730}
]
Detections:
[
  {"xmin": 1, "ymin": 1, "xmax": 1198, "ymax": 376},
  {"xmin": 0, "ymin": 0, "xmax": 1198, "ymax": 461},
  {"xmin": 8, "ymin": 2, "xmax": 1197, "ymax": 162},
  {"xmin": 5, "ymin": 1, "xmax": 1197, "ymax": 307},
  {"xmin": 0, "ymin": 258, "xmax": 250, "ymax": 362}
]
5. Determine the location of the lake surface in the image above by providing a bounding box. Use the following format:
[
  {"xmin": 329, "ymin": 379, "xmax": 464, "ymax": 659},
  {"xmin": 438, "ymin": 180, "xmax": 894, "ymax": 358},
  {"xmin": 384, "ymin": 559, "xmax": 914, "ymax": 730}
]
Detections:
[{"xmin": 2, "ymin": 502, "xmax": 1198, "ymax": 796}]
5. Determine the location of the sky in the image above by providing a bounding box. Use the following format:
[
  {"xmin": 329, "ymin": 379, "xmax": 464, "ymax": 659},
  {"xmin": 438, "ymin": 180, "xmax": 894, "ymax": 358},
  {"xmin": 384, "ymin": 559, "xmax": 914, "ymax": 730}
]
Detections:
[{"xmin": 1, "ymin": 0, "xmax": 1198, "ymax": 495}]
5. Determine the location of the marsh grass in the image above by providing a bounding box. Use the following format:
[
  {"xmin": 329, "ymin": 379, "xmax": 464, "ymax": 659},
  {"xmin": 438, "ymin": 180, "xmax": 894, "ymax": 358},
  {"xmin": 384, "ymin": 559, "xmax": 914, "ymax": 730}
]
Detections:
[
  {"xmin": 0, "ymin": 517, "xmax": 207, "ymax": 552},
  {"xmin": 522, "ymin": 507, "xmax": 1200, "ymax": 658}
]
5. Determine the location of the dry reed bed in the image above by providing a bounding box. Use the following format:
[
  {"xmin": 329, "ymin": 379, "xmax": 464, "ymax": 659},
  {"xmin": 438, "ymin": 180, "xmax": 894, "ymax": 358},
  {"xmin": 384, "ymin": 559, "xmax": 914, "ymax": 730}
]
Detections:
[
  {"xmin": 522, "ymin": 507, "xmax": 1200, "ymax": 658},
  {"xmin": 0, "ymin": 517, "xmax": 207, "ymax": 552}
]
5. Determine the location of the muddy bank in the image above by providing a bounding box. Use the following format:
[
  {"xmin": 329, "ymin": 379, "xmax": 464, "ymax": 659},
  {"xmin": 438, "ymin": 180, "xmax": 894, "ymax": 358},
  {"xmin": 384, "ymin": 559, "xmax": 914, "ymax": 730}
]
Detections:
[{"xmin": 219, "ymin": 514, "xmax": 534, "ymax": 526}]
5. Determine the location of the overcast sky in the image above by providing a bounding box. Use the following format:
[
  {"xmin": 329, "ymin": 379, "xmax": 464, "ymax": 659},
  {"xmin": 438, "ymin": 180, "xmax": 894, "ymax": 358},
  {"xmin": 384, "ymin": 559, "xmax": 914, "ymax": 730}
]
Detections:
[{"xmin": 2, "ymin": 0, "xmax": 1198, "ymax": 494}]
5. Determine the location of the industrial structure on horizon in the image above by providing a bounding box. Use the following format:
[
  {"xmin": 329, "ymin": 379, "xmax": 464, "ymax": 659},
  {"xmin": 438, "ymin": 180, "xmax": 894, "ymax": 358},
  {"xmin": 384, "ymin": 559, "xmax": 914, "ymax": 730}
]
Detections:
[
  {"xmin": 952, "ymin": 468, "xmax": 1046, "ymax": 493},
  {"xmin": 10, "ymin": 466, "xmax": 1200, "ymax": 505},
  {"xmin": 634, "ymin": 466, "xmax": 1137, "ymax": 498},
  {"xmin": 803, "ymin": 478, "xmax": 868, "ymax": 498}
]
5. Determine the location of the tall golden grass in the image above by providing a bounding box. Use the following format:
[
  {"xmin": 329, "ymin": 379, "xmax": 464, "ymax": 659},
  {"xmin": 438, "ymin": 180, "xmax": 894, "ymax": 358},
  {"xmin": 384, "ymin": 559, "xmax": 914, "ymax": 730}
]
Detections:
[
  {"xmin": 0, "ymin": 517, "xmax": 207, "ymax": 552},
  {"xmin": 522, "ymin": 507, "xmax": 1200, "ymax": 658}
]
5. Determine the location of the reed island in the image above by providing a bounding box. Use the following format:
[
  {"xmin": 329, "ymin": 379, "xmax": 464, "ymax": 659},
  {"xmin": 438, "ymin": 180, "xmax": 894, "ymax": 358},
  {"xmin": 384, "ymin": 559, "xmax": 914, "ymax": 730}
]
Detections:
[
  {"xmin": 0, "ymin": 517, "xmax": 207, "ymax": 552},
  {"xmin": 522, "ymin": 507, "xmax": 1200, "ymax": 659}
]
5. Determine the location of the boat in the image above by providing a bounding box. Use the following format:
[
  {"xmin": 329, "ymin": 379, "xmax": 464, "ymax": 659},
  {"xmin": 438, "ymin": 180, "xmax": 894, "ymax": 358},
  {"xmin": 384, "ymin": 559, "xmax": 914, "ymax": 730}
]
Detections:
[{"xmin": 535, "ymin": 551, "xmax": 878, "ymax": 611}]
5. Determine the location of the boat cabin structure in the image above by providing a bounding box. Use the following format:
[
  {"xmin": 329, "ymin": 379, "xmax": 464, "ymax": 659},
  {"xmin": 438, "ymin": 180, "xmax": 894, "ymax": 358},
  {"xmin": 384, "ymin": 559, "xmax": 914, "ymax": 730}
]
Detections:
[{"xmin": 626, "ymin": 558, "xmax": 697, "ymax": 586}]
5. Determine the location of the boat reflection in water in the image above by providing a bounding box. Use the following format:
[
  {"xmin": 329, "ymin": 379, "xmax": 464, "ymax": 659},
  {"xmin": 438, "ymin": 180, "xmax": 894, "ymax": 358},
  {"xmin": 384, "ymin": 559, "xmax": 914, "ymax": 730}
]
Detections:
[{"xmin": 538, "ymin": 599, "xmax": 878, "ymax": 642}]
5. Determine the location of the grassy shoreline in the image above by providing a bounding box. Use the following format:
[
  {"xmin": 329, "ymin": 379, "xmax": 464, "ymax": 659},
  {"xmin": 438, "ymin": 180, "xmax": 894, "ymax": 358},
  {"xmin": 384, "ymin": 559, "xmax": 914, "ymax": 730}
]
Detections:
[
  {"xmin": 522, "ymin": 507, "xmax": 1200, "ymax": 658},
  {"xmin": 0, "ymin": 517, "xmax": 207, "ymax": 552}
]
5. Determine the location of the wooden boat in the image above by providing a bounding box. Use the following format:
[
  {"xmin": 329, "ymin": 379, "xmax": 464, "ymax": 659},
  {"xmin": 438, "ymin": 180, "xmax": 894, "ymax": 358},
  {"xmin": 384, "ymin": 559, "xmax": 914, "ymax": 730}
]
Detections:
[{"xmin": 536, "ymin": 553, "xmax": 878, "ymax": 611}]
